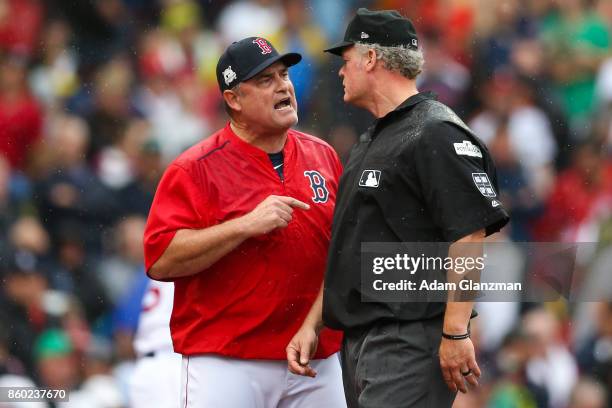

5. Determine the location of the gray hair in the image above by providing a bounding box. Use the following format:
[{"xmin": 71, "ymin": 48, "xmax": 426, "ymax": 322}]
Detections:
[{"xmin": 355, "ymin": 42, "xmax": 424, "ymax": 79}]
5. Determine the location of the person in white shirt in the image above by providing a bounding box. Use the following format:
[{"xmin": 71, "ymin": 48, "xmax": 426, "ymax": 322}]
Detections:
[{"xmin": 129, "ymin": 280, "xmax": 181, "ymax": 408}]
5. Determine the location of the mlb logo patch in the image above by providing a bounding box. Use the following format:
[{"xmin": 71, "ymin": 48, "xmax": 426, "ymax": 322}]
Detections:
[
  {"xmin": 472, "ymin": 173, "xmax": 496, "ymax": 197},
  {"xmin": 359, "ymin": 170, "xmax": 381, "ymax": 188},
  {"xmin": 223, "ymin": 66, "xmax": 237, "ymax": 86}
]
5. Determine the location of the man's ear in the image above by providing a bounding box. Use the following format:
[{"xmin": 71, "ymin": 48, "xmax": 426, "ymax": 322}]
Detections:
[
  {"xmin": 364, "ymin": 49, "xmax": 378, "ymax": 72},
  {"xmin": 223, "ymin": 89, "xmax": 242, "ymax": 112}
]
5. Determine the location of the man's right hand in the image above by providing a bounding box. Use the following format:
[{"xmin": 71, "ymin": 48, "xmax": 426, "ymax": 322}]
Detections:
[
  {"xmin": 241, "ymin": 195, "xmax": 310, "ymax": 236},
  {"xmin": 148, "ymin": 195, "xmax": 310, "ymax": 280}
]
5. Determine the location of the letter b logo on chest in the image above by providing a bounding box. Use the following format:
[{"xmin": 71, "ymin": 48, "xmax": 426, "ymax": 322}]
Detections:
[{"xmin": 304, "ymin": 171, "xmax": 329, "ymax": 203}]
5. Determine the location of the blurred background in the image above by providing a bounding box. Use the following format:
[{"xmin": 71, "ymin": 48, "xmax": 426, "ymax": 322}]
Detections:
[{"xmin": 0, "ymin": 0, "xmax": 610, "ymax": 407}]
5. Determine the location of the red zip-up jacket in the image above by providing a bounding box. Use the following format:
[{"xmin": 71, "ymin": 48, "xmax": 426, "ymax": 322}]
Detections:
[{"xmin": 144, "ymin": 123, "xmax": 343, "ymax": 359}]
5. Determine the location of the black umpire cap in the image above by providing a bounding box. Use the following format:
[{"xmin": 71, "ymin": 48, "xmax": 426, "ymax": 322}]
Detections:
[
  {"xmin": 324, "ymin": 8, "xmax": 419, "ymax": 55},
  {"xmin": 216, "ymin": 37, "xmax": 302, "ymax": 92}
]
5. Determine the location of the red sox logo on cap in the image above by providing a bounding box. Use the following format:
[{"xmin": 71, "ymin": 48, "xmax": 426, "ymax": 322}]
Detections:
[{"xmin": 253, "ymin": 38, "xmax": 273, "ymax": 55}]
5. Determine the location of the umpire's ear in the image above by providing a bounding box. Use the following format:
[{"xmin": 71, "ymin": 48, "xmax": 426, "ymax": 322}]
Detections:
[
  {"xmin": 363, "ymin": 48, "xmax": 378, "ymax": 73},
  {"xmin": 223, "ymin": 86, "xmax": 242, "ymax": 114}
]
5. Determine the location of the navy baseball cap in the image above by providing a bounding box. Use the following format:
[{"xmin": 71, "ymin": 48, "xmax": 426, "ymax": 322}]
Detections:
[
  {"xmin": 216, "ymin": 37, "xmax": 302, "ymax": 92},
  {"xmin": 324, "ymin": 8, "xmax": 419, "ymax": 56}
]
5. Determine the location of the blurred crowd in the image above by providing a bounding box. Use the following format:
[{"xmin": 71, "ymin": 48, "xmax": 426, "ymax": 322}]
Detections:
[{"xmin": 0, "ymin": 0, "xmax": 610, "ymax": 407}]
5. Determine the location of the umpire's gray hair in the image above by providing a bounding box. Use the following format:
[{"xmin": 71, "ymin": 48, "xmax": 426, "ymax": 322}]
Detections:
[{"xmin": 355, "ymin": 42, "xmax": 424, "ymax": 80}]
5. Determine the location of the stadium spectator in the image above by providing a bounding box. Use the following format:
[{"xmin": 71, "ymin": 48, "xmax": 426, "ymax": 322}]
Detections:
[
  {"xmin": 418, "ymin": 30, "xmax": 471, "ymax": 113},
  {"xmin": 269, "ymin": 0, "xmax": 328, "ymax": 118},
  {"xmin": 487, "ymin": 121, "xmax": 544, "ymax": 241},
  {"xmin": 0, "ymin": 51, "xmax": 43, "ymax": 171},
  {"xmin": 134, "ymin": 32, "xmax": 209, "ymax": 164},
  {"xmin": 534, "ymin": 140, "xmax": 612, "ymax": 241},
  {"xmin": 97, "ymin": 215, "xmax": 146, "ymax": 306},
  {"xmin": 522, "ymin": 307, "xmax": 579, "ymax": 408},
  {"xmin": 487, "ymin": 330, "xmax": 542, "ymax": 408},
  {"xmin": 29, "ymin": 19, "xmax": 79, "ymax": 109},
  {"xmin": 85, "ymin": 56, "xmax": 136, "ymax": 160},
  {"xmin": 34, "ymin": 329, "xmax": 79, "ymax": 391},
  {"xmin": 2, "ymin": 251, "xmax": 53, "ymax": 375},
  {"xmin": 64, "ymin": 336, "xmax": 126, "ymax": 408},
  {"xmin": 577, "ymin": 302, "xmax": 612, "ymax": 394},
  {"xmin": 116, "ymin": 137, "xmax": 164, "ymax": 217},
  {"xmin": 34, "ymin": 115, "xmax": 120, "ymax": 249},
  {"xmin": 470, "ymin": 72, "xmax": 558, "ymax": 200},
  {"xmin": 46, "ymin": 224, "xmax": 110, "ymax": 324},
  {"xmin": 217, "ymin": 0, "xmax": 285, "ymax": 43},
  {"xmin": 540, "ymin": 0, "xmax": 611, "ymax": 136},
  {"xmin": 0, "ymin": 0, "xmax": 43, "ymax": 57},
  {"xmin": 567, "ymin": 377, "xmax": 609, "ymax": 408}
]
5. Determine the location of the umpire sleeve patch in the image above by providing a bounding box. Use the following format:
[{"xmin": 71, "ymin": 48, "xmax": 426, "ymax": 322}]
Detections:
[
  {"xmin": 472, "ymin": 173, "xmax": 496, "ymax": 197},
  {"xmin": 454, "ymin": 140, "xmax": 482, "ymax": 158}
]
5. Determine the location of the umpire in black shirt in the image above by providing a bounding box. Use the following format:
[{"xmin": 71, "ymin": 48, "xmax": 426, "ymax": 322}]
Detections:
[{"xmin": 286, "ymin": 8, "xmax": 510, "ymax": 408}]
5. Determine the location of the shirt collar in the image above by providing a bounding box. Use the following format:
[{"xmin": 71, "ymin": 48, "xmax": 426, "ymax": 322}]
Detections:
[
  {"xmin": 393, "ymin": 91, "xmax": 436, "ymax": 113},
  {"xmin": 223, "ymin": 122, "xmax": 295, "ymax": 161},
  {"xmin": 366, "ymin": 91, "xmax": 436, "ymax": 138}
]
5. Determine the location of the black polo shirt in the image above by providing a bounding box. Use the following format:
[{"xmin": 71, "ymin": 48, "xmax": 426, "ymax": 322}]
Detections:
[{"xmin": 323, "ymin": 92, "xmax": 510, "ymax": 331}]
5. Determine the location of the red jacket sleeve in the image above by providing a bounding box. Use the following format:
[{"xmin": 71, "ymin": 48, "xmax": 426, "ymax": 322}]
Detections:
[{"xmin": 143, "ymin": 163, "xmax": 208, "ymax": 277}]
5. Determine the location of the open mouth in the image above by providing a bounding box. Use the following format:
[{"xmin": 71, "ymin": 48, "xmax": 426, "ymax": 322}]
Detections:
[{"xmin": 274, "ymin": 97, "xmax": 292, "ymax": 110}]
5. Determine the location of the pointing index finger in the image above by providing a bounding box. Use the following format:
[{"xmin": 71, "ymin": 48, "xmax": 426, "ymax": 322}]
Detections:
[{"xmin": 278, "ymin": 196, "xmax": 310, "ymax": 210}]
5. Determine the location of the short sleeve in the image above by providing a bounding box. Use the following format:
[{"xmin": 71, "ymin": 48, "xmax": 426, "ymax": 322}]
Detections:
[
  {"xmin": 414, "ymin": 121, "xmax": 509, "ymax": 242},
  {"xmin": 144, "ymin": 163, "xmax": 208, "ymax": 277}
]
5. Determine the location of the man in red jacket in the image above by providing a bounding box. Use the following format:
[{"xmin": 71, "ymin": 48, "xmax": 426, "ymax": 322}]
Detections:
[{"xmin": 143, "ymin": 37, "xmax": 345, "ymax": 407}]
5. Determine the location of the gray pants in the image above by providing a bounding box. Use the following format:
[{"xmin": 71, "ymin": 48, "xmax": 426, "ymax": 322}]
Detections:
[{"xmin": 340, "ymin": 316, "xmax": 456, "ymax": 408}]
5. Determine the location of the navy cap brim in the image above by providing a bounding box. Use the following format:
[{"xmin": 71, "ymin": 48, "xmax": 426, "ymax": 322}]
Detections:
[
  {"xmin": 323, "ymin": 40, "xmax": 354, "ymax": 56},
  {"xmin": 242, "ymin": 52, "xmax": 302, "ymax": 82}
]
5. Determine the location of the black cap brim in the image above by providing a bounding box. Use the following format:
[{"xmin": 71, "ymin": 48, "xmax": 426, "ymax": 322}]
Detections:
[
  {"xmin": 242, "ymin": 52, "xmax": 302, "ymax": 82},
  {"xmin": 323, "ymin": 40, "xmax": 354, "ymax": 56}
]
